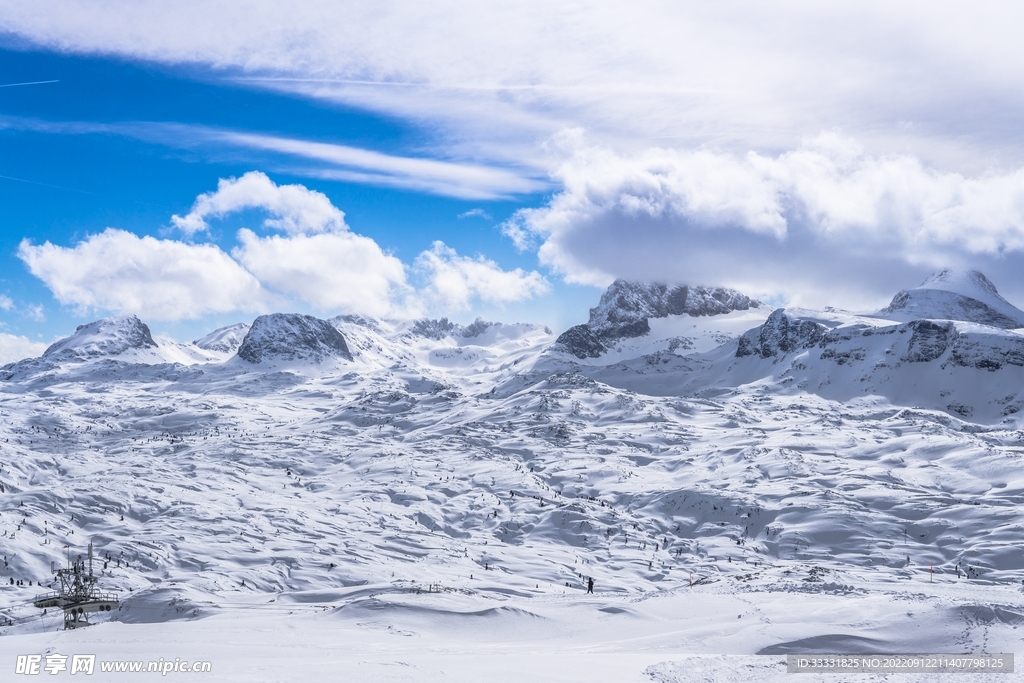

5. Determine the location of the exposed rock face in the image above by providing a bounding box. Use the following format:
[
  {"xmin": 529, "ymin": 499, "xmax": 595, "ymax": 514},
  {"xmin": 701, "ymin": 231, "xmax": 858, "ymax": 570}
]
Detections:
[
  {"xmin": 734, "ymin": 305, "xmax": 1024, "ymax": 373},
  {"xmin": 409, "ymin": 317, "xmax": 499, "ymax": 340},
  {"xmin": 880, "ymin": 269, "xmax": 1024, "ymax": 329},
  {"xmin": 557, "ymin": 280, "xmax": 761, "ymax": 359},
  {"xmin": 43, "ymin": 315, "xmax": 158, "ymax": 361},
  {"xmin": 948, "ymin": 330, "xmax": 1024, "ymax": 371},
  {"xmin": 237, "ymin": 314, "xmax": 353, "ymax": 364},
  {"xmin": 736, "ymin": 309, "xmax": 827, "ymax": 359},
  {"xmin": 194, "ymin": 323, "xmax": 251, "ymax": 354},
  {"xmin": 411, "ymin": 318, "xmax": 459, "ymax": 341},
  {"xmin": 461, "ymin": 318, "xmax": 493, "ymax": 338},
  {"xmin": 903, "ymin": 320, "xmax": 956, "ymax": 363},
  {"xmin": 555, "ymin": 325, "xmax": 607, "ymax": 359}
]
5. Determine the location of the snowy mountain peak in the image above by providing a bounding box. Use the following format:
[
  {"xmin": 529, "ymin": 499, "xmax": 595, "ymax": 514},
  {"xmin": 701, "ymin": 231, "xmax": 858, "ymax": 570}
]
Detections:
[
  {"xmin": 591, "ymin": 280, "xmax": 761, "ymax": 333},
  {"xmin": 920, "ymin": 268, "xmax": 1000, "ymax": 298},
  {"xmin": 556, "ymin": 279, "xmax": 762, "ymax": 358},
  {"xmin": 880, "ymin": 269, "xmax": 1024, "ymax": 329},
  {"xmin": 194, "ymin": 323, "xmax": 251, "ymax": 355},
  {"xmin": 42, "ymin": 315, "xmax": 158, "ymax": 361},
  {"xmin": 236, "ymin": 313, "xmax": 353, "ymax": 364}
]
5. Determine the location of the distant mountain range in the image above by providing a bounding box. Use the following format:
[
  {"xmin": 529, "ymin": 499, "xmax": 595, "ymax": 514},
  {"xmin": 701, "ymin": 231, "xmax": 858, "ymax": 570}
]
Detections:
[{"xmin": 5, "ymin": 268, "xmax": 1024, "ymax": 422}]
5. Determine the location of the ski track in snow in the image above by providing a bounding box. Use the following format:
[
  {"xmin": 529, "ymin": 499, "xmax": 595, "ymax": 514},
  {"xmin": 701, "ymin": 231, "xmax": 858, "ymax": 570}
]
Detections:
[{"xmin": 2, "ymin": 283, "xmax": 1024, "ymax": 680}]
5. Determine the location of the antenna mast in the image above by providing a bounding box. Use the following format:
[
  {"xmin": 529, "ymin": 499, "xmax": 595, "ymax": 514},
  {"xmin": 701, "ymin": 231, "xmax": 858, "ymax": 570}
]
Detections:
[{"xmin": 33, "ymin": 540, "xmax": 119, "ymax": 629}]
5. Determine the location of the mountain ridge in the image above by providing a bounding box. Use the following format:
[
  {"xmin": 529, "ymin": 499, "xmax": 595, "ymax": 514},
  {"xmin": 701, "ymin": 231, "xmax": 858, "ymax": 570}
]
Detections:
[
  {"xmin": 237, "ymin": 313, "xmax": 353, "ymax": 364},
  {"xmin": 878, "ymin": 268, "xmax": 1024, "ymax": 329},
  {"xmin": 556, "ymin": 280, "xmax": 763, "ymax": 359}
]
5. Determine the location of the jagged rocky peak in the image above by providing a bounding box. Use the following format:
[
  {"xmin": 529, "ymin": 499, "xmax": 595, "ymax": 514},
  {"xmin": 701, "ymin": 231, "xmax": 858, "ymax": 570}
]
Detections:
[
  {"xmin": 408, "ymin": 317, "xmax": 501, "ymax": 340},
  {"xmin": 880, "ymin": 269, "xmax": 1024, "ymax": 329},
  {"xmin": 237, "ymin": 313, "xmax": 353, "ymax": 364},
  {"xmin": 43, "ymin": 315, "xmax": 158, "ymax": 361},
  {"xmin": 736, "ymin": 309, "xmax": 826, "ymax": 359},
  {"xmin": 411, "ymin": 317, "xmax": 459, "ymax": 340},
  {"xmin": 556, "ymin": 279, "xmax": 761, "ymax": 358},
  {"xmin": 194, "ymin": 323, "xmax": 251, "ymax": 354}
]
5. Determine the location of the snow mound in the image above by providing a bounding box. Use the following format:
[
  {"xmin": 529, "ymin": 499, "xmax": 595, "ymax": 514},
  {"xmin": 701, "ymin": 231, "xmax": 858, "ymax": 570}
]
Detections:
[
  {"xmin": 194, "ymin": 323, "xmax": 251, "ymax": 354},
  {"xmin": 41, "ymin": 315, "xmax": 158, "ymax": 361},
  {"xmin": 556, "ymin": 280, "xmax": 763, "ymax": 359},
  {"xmin": 237, "ymin": 313, "xmax": 353, "ymax": 364},
  {"xmin": 879, "ymin": 269, "xmax": 1024, "ymax": 328}
]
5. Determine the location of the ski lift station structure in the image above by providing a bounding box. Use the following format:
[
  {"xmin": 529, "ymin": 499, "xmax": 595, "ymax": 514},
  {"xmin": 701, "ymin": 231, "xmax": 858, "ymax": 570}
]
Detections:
[{"xmin": 32, "ymin": 542, "xmax": 119, "ymax": 629}]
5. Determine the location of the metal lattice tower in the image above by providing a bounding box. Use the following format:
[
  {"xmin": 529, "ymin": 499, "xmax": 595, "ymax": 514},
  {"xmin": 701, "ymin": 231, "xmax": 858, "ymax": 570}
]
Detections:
[{"xmin": 33, "ymin": 542, "xmax": 119, "ymax": 629}]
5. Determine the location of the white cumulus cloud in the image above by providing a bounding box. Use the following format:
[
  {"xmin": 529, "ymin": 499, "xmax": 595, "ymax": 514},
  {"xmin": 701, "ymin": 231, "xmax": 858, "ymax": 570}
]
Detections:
[
  {"xmin": 233, "ymin": 229, "xmax": 409, "ymax": 318},
  {"xmin": 0, "ymin": 333, "xmax": 47, "ymax": 364},
  {"xmin": 18, "ymin": 229, "xmax": 269, "ymax": 321},
  {"xmin": 19, "ymin": 173, "xmax": 546, "ymax": 321},
  {"xmin": 415, "ymin": 241, "xmax": 549, "ymax": 312},
  {"xmin": 458, "ymin": 208, "xmax": 492, "ymax": 220},
  {"xmin": 172, "ymin": 170, "xmax": 346, "ymax": 236}
]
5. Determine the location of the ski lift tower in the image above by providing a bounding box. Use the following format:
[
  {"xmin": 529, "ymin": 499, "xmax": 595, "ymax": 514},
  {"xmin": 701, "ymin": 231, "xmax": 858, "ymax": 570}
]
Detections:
[{"xmin": 33, "ymin": 542, "xmax": 119, "ymax": 629}]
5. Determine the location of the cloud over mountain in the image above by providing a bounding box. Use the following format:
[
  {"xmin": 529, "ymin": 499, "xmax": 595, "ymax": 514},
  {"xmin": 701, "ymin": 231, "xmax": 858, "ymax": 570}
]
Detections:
[{"xmin": 505, "ymin": 133, "xmax": 1024, "ymax": 308}]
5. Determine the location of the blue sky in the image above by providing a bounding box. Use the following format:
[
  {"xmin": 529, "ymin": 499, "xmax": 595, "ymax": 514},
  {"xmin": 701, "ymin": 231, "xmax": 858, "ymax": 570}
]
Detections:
[
  {"xmin": 0, "ymin": 45, "xmax": 597, "ymax": 349},
  {"xmin": 5, "ymin": 2, "xmax": 1024, "ymax": 360}
]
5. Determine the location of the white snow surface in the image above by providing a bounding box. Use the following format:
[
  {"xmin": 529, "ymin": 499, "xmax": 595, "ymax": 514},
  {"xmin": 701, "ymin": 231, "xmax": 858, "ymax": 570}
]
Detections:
[
  {"xmin": 193, "ymin": 324, "xmax": 250, "ymax": 356},
  {"xmin": 3, "ymin": 283, "xmax": 1024, "ymax": 680}
]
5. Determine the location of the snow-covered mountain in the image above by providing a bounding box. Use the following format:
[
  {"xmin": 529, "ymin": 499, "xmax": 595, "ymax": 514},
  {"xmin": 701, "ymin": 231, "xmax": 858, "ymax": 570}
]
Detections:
[
  {"xmin": 237, "ymin": 313, "xmax": 353, "ymax": 364},
  {"xmin": 2, "ymin": 269, "xmax": 1024, "ymax": 676},
  {"xmin": 194, "ymin": 323, "xmax": 250, "ymax": 355},
  {"xmin": 878, "ymin": 268, "xmax": 1024, "ymax": 328},
  {"xmin": 567, "ymin": 271, "xmax": 1024, "ymax": 422},
  {"xmin": 41, "ymin": 315, "xmax": 159, "ymax": 362},
  {"xmin": 556, "ymin": 279, "xmax": 766, "ymax": 360}
]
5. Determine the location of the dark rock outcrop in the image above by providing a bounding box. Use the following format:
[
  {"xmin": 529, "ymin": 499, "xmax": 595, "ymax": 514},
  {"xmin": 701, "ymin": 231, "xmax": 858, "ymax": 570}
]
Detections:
[
  {"xmin": 903, "ymin": 320, "xmax": 956, "ymax": 363},
  {"xmin": 411, "ymin": 318, "xmax": 459, "ymax": 340},
  {"xmin": 736, "ymin": 309, "xmax": 827, "ymax": 359},
  {"xmin": 237, "ymin": 314, "xmax": 352, "ymax": 364},
  {"xmin": 556, "ymin": 325, "xmax": 607, "ymax": 359},
  {"xmin": 557, "ymin": 279, "xmax": 761, "ymax": 359}
]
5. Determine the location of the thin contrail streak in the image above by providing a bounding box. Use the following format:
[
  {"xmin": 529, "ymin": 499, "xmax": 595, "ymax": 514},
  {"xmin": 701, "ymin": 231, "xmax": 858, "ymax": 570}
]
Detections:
[
  {"xmin": 0, "ymin": 80, "xmax": 59, "ymax": 89},
  {"xmin": 0, "ymin": 174, "xmax": 93, "ymax": 194}
]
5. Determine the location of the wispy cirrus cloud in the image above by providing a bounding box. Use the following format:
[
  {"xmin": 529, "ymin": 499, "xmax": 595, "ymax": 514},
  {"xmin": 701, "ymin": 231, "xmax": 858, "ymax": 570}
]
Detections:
[
  {"xmin": 6, "ymin": 2, "xmax": 1024, "ymax": 170},
  {"xmin": 215, "ymin": 131, "xmax": 544, "ymax": 199},
  {"xmin": 0, "ymin": 115, "xmax": 545, "ymax": 200}
]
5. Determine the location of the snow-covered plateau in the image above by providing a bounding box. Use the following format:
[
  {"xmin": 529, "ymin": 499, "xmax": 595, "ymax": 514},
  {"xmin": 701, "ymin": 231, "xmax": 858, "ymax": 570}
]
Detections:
[{"xmin": 3, "ymin": 273, "xmax": 1024, "ymax": 681}]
